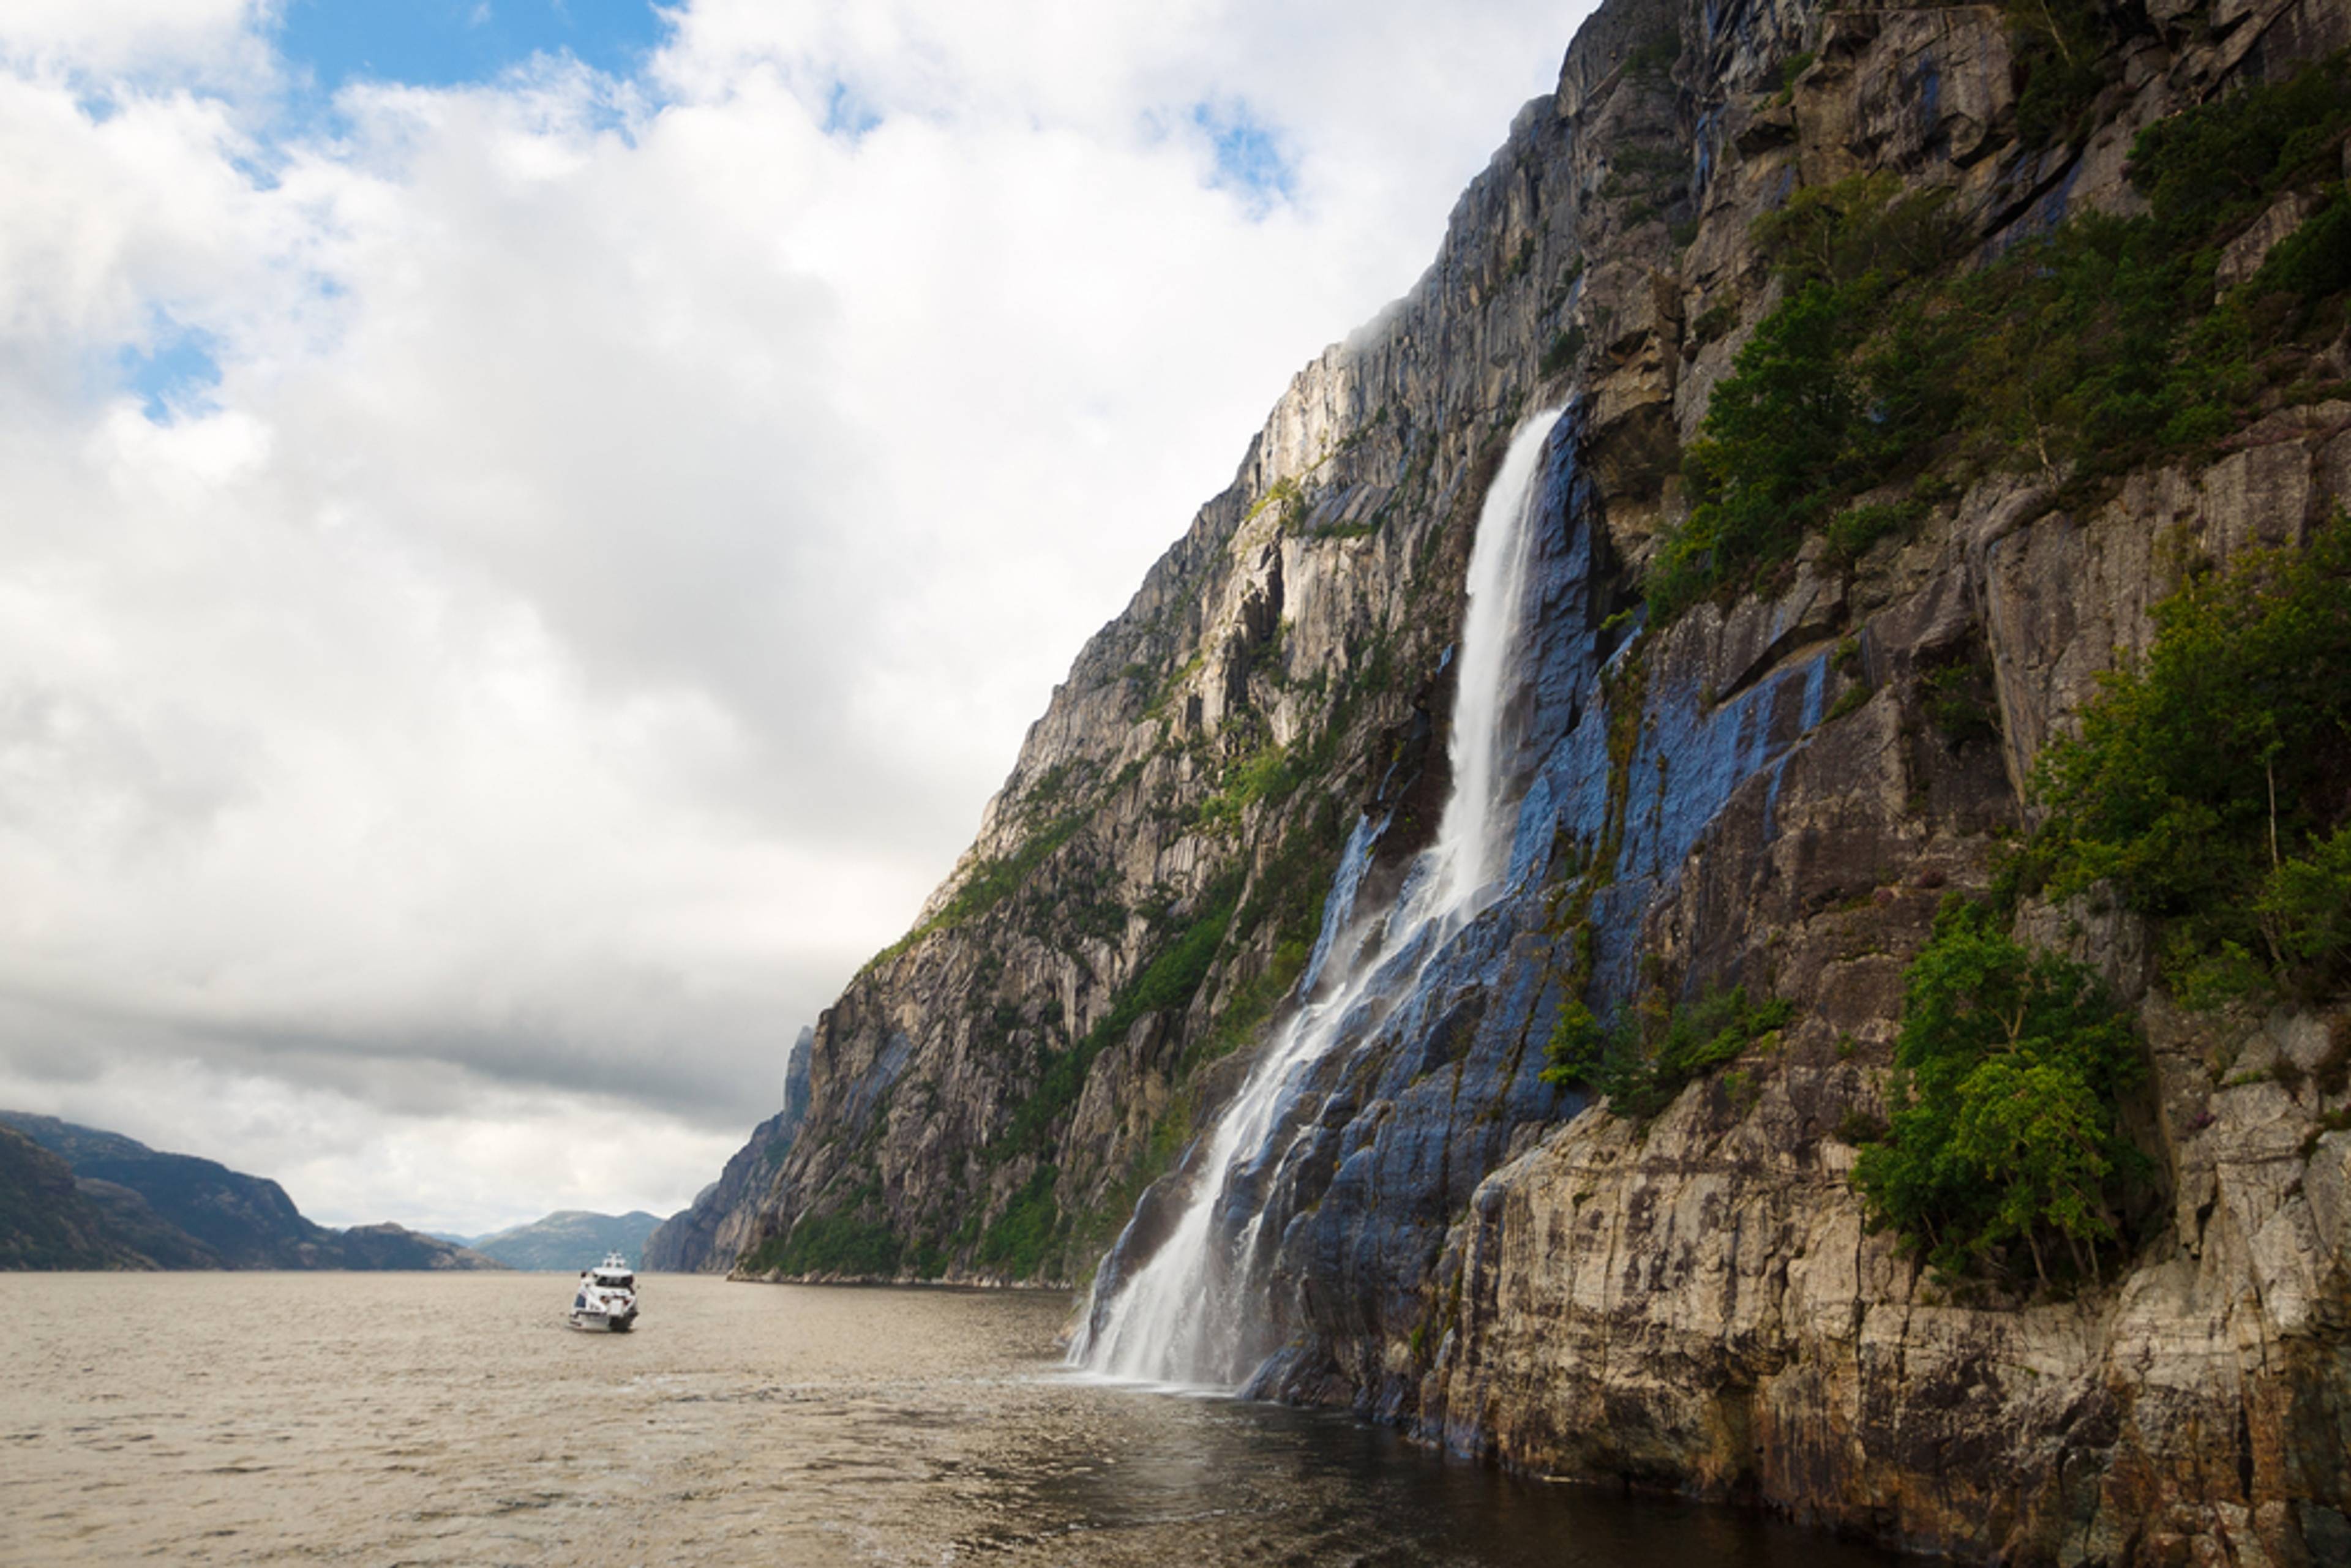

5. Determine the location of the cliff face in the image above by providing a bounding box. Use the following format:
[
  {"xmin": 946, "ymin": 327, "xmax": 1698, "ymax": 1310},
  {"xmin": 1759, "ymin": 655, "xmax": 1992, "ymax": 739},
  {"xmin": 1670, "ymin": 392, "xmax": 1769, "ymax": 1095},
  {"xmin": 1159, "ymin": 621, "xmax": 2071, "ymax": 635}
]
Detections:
[
  {"xmin": 696, "ymin": 0, "xmax": 2351, "ymax": 1559},
  {"xmin": 644, "ymin": 1024, "xmax": 813, "ymax": 1272},
  {"xmin": 723, "ymin": 0, "xmax": 1704, "ymax": 1291}
]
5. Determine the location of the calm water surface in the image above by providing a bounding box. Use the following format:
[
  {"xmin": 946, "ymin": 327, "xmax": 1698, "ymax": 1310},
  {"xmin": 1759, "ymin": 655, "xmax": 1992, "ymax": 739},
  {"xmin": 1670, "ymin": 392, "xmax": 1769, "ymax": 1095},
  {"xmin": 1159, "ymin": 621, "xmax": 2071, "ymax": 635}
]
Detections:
[{"xmin": 4, "ymin": 1274, "xmax": 1898, "ymax": 1566}]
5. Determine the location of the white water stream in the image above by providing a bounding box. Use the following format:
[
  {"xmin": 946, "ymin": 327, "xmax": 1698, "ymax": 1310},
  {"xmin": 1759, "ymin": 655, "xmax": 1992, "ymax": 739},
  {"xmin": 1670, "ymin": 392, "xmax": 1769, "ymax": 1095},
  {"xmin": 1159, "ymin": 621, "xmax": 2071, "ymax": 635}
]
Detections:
[{"xmin": 1075, "ymin": 408, "xmax": 1562, "ymax": 1386}]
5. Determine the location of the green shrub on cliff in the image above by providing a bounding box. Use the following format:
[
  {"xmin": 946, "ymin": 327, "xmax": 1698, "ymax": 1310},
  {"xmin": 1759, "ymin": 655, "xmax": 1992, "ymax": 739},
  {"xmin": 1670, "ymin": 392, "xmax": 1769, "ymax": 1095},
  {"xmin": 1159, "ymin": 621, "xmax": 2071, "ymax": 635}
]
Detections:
[
  {"xmin": 1646, "ymin": 58, "xmax": 2351, "ymax": 622},
  {"xmin": 1648, "ymin": 178, "xmax": 1959, "ymax": 619},
  {"xmin": 864, "ymin": 813, "xmax": 1087, "ymax": 972},
  {"xmin": 1540, "ymin": 979, "xmax": 1792, "ymax": 1122},
  {"xmin": 1858, "ymin": 510, "xmax": 2350, "ymax": 1284},
  {"xmin": 2025, "ymin": 510, "xmax": 2351, "ymax": 1000},
  {"xmin": 1854, "ymin": 899, "xmax": 2146, "ymax": 1286},
  {"xmin": 2132, "ymin": 56, "xmax": 2351, "ymax": 247},
  {"xmin": 2006, "ymin": 0, "xmax": 2126, "ymax": 149}
]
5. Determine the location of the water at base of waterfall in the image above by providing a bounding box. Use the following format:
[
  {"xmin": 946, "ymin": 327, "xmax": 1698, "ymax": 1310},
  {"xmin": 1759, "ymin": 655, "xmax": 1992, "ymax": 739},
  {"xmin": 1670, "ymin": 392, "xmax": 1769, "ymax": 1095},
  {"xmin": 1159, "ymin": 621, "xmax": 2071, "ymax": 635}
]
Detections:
[
  {"xmin": 1074, "ymin": 408, "xmax": 1564, "ymax": 1388},
  {"xmin": 4, "ymin": 1271, "xmax": 1900, "ymax": 1568}
]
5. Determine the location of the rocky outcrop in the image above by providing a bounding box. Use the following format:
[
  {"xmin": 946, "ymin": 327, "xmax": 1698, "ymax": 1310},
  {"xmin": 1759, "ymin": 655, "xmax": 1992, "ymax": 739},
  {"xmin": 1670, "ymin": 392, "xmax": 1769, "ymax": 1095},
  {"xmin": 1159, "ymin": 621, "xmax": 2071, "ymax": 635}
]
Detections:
[
  {"xmin": 644, "ymin": 1024, "xmax": 814, "ymax": 1272},
  {"xmin": 1417, "ymin": 1002, "xmax": 2350, "ymax": 1565},
  {"xmin": 331, "ymin": 1223, "xmax": 501, "ymax": 1271},
  {"xmin": 689, "ymin": 0, "xmax": 2351, "ymax": 1558},
  {"xmin": 1397, "ymin": 441, "xmax": 2351, "ymax": 1559}
]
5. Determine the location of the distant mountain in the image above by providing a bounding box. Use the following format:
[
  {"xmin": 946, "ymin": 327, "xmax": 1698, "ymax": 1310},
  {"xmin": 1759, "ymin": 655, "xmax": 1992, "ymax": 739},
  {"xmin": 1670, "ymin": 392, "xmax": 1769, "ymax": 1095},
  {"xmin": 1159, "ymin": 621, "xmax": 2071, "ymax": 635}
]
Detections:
[
  {"xmin": 0, "ymin": 1126, "xmax": 153, "ymax": 1270},
  {"xmin": 467, "ymin": 1210, "xmax": 662, "ymax": 1271},
  {"xmin": 71, "ymin": 1177, "xmax": 223, "ymax": 1268},
  {"xmin": 335, "ymin": 1223, "xmax": 504, "ymax": 1270},
  {"xmin": 643, "ymin": 1025, "xmax": 814, "ymax": 1272},
  {"xmin": 0, "ymin": 1111, "xmax": 504, "ymax": 1272}
]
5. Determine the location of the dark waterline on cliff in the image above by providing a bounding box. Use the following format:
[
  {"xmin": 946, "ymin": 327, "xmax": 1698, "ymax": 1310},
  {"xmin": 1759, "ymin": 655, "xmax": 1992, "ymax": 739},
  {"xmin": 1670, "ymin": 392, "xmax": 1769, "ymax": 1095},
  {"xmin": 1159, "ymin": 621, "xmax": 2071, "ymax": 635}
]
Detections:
[
  {"xmin": 1017, "ymin": 1379, "xmax": 1900, "ymax": 1568},
  {"xmin": 5, "ymin": 1271, "xmax": 1901, "ymax": 1566}
]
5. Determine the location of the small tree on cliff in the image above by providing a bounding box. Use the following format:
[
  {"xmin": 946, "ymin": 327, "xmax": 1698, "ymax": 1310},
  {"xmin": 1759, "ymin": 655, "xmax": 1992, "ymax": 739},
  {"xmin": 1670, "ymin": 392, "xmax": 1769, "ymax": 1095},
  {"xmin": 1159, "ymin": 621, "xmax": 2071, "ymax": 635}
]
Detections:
[{"xmin": 1854, "ymin": 899, "xmax": 2147, "ymax": 1287}]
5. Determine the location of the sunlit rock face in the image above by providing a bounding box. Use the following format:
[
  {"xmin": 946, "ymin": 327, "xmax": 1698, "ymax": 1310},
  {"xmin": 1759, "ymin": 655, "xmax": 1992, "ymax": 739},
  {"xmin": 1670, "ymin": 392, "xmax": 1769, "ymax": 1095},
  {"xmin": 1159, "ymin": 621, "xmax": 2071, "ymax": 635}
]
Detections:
[{"xmin": 686, "ymin": 0, "xmax": 2351, "ymax": 1558}]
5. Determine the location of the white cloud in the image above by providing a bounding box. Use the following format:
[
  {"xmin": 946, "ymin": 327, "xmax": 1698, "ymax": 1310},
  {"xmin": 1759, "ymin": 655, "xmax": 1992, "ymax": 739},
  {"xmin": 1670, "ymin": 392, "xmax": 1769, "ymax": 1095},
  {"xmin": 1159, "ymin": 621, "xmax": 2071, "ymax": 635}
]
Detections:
[
  {"xmin": 0, "ymin": 0, "xmax": 1591, "ymax": 1232},
  {"xmin": 0, "ymin": 1046, "xmax": 747, "ymax": 1233},
  {"xmin": 0, "ymin": 0, "xmax": 263, "ymax": 81}
]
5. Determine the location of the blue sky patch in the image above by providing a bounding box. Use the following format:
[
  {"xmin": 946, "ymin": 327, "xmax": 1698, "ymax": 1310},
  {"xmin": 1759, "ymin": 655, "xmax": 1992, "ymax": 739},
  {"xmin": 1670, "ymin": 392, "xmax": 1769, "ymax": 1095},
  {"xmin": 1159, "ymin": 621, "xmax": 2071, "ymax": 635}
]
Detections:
[
  {"xmin": 1190, "ymin": 99, "xmax": 1297, "ymax": 211},
  {"xmin": 118, "ymin": 326, "xmax": 223, "ymax": 423},
  {"xmin": 274, "ymin": 0, "xmax": 671, "ymax": 92},
  {"xmin": 822, "ymin": 80, "xmax": 883, "ymax": 141}
]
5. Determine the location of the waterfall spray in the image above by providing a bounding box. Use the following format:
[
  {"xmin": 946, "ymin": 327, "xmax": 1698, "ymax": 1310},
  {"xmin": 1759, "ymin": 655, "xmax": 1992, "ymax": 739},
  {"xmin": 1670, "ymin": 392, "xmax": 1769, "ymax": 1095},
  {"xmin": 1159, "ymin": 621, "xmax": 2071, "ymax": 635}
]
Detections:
[{"xmin": 1074, "ymin": 408, "xmax": 1562, "ymax": 1386}]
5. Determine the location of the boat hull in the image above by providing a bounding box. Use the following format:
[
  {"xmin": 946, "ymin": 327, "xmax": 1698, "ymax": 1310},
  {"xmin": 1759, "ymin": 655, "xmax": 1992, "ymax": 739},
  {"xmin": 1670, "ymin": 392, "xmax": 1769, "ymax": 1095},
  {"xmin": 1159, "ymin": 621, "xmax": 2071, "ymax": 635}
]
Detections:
[{"xmin": 571, "ymin": 1255, "xmax": 640, "ymax": 1332}]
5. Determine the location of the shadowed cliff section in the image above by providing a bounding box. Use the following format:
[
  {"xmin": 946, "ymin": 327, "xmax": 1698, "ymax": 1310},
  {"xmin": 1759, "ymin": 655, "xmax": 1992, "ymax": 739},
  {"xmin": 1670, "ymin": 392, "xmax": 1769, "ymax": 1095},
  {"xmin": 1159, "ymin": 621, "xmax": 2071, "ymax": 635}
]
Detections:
[
  {"xmin": 686, "ymin": 0, "xmax": 2351, "ymax": 1559},
  {"xmin": 0, "ymin": 1127, "xmax": 154, "ymax": 1271}
]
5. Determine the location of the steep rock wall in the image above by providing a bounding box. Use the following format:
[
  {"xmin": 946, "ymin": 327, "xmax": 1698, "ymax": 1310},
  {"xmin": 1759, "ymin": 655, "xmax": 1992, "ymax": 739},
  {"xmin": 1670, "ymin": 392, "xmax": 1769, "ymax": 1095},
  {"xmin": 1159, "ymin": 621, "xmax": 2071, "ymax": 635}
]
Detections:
[
  {"xmin": 718, "ymin": 0, "xmax": 1699, "ymax": 1288},
  {"xmin": 692, "ymin": 0, "xmax": 2351, "ymax": 1559},
  {"xmin": 645, "ymin": 1025, "xmax": 812, "ymax": 1272}
]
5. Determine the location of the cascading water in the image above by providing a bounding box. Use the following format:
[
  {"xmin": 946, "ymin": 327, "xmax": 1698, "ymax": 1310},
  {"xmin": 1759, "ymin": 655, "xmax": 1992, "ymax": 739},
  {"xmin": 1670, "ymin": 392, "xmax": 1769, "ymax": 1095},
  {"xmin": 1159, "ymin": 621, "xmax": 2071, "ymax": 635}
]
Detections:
[{"xmin": 1073, "ymin": 408, "xmax": 1563, "ymax": 1387}]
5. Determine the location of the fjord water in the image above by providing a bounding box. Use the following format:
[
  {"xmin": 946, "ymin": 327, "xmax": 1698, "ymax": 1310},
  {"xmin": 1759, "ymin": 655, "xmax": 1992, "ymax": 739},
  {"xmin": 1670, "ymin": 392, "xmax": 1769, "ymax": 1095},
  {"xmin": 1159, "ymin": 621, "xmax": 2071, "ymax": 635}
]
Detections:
[
  {"xmin": 4, "ymin": 1272, "xmax": 1897, "ymax": 1567},
  {"xmin": 1078, "ymin": 410, "xmax": 1562, "ymax": 1386}
]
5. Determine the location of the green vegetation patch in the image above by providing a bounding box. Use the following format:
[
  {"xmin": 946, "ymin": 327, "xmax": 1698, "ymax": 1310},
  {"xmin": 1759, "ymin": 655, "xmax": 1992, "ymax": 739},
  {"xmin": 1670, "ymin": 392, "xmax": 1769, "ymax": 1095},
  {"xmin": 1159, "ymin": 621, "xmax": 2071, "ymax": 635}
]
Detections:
[
  {"xmin": 1624, "ymin": 23, "xmax": 1679, "ymax": 78},
  {"xmin": 1248, "ymin": 475, "xmax": 1311, "ymax": 531},
  {"xmin": 1771, "ymin": 50, "xmax": 1815, "ymax": 107},
  {"xmin": 1853, "ymin": 899, "xmax": 2147, "ymax": 1287},
  {"xmin": 988, "ymin": 872, "xmax": 1243, "ymax": 1163},
  {"xmin": 975, "ymin": 1164, "xmax": 1063, "ymax": 1278},
  {"xmin": 1189, "ymin": 932, "xmax": 1313, "ymax": 1076},
  {"xmin": 1646, "ymin": 174, "xmax": 1961, "ymax": 618},
  {"xmin": 1540, "ymin": 324, "xmax": 1588, "ymax": 378},
  {"xmin": 864, "ymin": 814, "xmax": 1087, "ymax": 972},
  {"xmin": 1197, "ymin": 741, "xmax": 1299, "ymax": 831},
  {"xmin": 1541, "ymin": 978, "xmax": 1793, "ymax": 1122},
  {"xmin": 1646, "ymin": 59, "xmax": 2351, "ymax": 622},
  {"xmin": 740, "ymin": 1208, "xmax": 906, "ymax": 1278},
  {"xmin": 2023, "ymin": 509, "xmax": 2351, "ymax": 1002},
  {"xmin": 1064, "ymin": 1086, "xmax": 1202, "ymax": 1288},
  {"xmin": 2008, "ymin": 0, "xmax": 2126, "ymax": 149}
]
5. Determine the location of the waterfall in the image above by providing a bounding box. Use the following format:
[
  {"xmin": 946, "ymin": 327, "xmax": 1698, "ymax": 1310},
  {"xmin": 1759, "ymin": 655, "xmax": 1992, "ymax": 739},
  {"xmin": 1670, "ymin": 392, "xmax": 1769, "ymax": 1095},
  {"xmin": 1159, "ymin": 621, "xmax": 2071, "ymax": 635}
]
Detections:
[{"xmin": 1073, "ymin": 407, "xmax": 1563, "ymax": 1387}]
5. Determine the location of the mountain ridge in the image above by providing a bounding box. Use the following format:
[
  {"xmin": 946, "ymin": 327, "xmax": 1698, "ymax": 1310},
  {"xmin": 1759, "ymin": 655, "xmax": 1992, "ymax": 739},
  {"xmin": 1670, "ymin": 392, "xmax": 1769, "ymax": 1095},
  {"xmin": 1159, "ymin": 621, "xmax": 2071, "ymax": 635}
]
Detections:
[
  {"xmin": 0, "ymin": 1111, "xmax": 504, "ymax": 1272},
  {"xmin": 467, "ymin": 1209, "xmax": 662, "ymax": 1270}
]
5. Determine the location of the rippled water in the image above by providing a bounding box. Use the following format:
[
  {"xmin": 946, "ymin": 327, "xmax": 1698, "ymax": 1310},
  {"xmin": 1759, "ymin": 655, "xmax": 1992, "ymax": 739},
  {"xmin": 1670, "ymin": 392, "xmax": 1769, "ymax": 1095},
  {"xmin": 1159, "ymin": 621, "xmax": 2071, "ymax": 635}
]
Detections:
[{"xmin": 4, "ymin": 1274, "xmax": 1896, "ymax": 1567}]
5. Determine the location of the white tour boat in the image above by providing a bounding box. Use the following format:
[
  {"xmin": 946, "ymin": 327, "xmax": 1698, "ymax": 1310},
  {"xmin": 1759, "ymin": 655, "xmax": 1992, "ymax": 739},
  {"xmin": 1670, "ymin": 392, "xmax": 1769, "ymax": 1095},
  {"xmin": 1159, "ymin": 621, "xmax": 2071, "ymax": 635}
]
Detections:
[{"xmin": 568, "ymin": 1252, "xmax": 639, "ymax": 1332}]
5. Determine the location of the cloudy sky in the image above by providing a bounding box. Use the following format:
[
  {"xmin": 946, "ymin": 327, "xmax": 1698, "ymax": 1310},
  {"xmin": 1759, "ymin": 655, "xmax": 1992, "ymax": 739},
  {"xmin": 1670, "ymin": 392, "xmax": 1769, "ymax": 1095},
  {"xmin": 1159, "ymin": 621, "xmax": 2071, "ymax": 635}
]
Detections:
[{"xmin": 0, "ymin": 0, "xmax": 1590, "ymax": 1237}]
